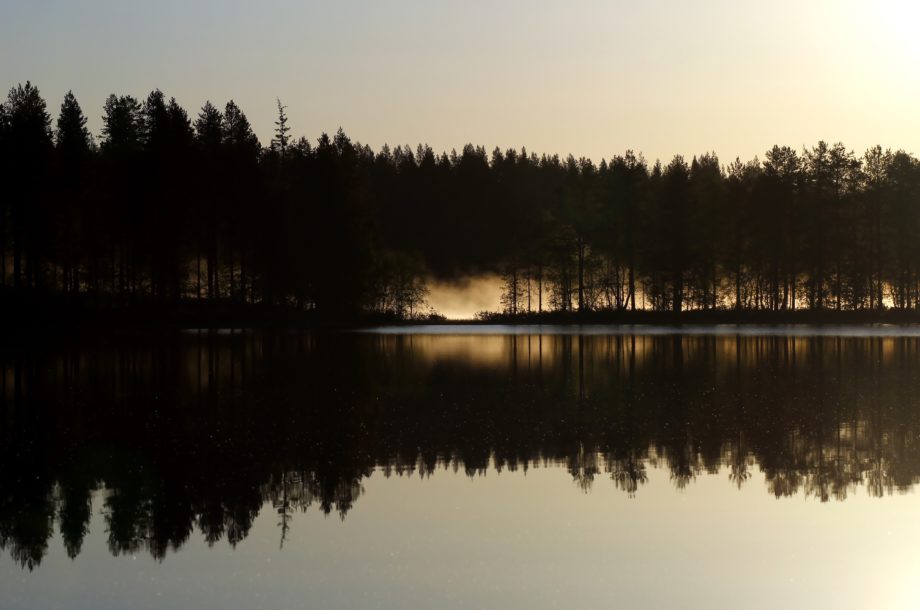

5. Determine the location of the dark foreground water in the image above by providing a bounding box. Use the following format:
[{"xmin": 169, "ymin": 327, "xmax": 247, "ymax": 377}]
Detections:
[{"xmin": 2, "ymin": 327, "xmax": 920, "ymax": 609}]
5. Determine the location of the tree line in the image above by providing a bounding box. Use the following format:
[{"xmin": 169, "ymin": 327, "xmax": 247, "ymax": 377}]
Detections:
[{"xmin": 3, "ymin": 81, "xmax": 920, "ymax": 319}]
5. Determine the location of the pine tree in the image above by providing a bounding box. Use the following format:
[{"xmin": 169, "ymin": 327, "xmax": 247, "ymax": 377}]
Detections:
[
  {"xmin": 140, "ymin": 89, "xmax": 169, "ymax": 152},
  {"xmin": 272, "ymin": 98, "xmax": 290, "ymax": 159},
  {"xmin": 165, "ymin": 97, "xmax": 193, "ymax": 151},
  {"xmin": 5, "ymin": 82, "xmax": 52, "ymax": 289},
  {"xmin": 223, "ymin": 100, "xmax": 260, "ymax": 159},
  {"xmin": 100, "ymin": 94, "xmax": 141, "ymax": 154},
  {"xmin": 194, "ymin": 101, "xmax": 223, "ymax": 154},
  {"xmin": 55, "ymin": 91, "xmax": 91, "ymax": 159},
  {"xmin": 54, "ymin": 91, "xmax": 92, "ymax": 293}
]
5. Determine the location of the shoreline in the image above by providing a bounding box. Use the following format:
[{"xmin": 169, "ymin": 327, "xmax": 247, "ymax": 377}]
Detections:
[
  {"xmin": 7, "ymin": 288, "xmax": 920, "ymax": 332},
  {"xmin": 7, "ymin": 301, "xmax": 920, "ymax": 332}
]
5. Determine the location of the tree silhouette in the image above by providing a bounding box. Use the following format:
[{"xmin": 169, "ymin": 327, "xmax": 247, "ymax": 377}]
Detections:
[
  {"xmin": 56, "ymin": 91, "xmax": 92, "ymax": 159},
  {"xmin": 2, "ymin": 82, "xmax": 52, "ymax": 290},
  {"xmin": 272, "ymin": 98, "xmax": 290, "ymax": 159},
  {"xmin": 4, "ymin": 80, "xmax": 920, "ymax": 321}
]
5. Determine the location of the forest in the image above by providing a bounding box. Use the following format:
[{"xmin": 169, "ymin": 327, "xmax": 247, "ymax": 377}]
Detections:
[{"xmin": 4, "ymin": 81, "xmax": 920, "ymax": 322}]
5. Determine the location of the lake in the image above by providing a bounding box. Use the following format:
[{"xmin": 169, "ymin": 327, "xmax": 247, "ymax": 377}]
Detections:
[{"xmin": 2, "ymin": 327, "xmax": 920, "ymax": 609}]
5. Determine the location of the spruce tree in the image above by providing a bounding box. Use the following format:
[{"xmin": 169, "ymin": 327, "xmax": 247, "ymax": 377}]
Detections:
[
  {"xmin": 272, "ymin": 98, "xmax": 290, "ymax": 159},
  {"xmin": 55, "ymin": 91, "xmax": 91, "ymax": 159}
]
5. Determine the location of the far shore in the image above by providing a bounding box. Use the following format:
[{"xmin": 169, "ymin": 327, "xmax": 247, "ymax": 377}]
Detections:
[{"xmin": 7, "ymin": 290, "xmax": 920, "ymax": 334}]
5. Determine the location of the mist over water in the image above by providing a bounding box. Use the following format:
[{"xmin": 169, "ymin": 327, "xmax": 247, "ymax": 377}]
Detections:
[
  {"xmin": 365, "ymin": 323, "xmax": 920, "ymax": 336},
  {"xmin": 425, "ymin": 274, "xmax": 503, "ymax": 319}
]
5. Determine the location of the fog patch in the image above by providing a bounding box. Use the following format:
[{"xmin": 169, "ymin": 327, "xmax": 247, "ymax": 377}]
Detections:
[{"xmin": 426, "ymin": 274, "xmax": 502, "ymax": 320}]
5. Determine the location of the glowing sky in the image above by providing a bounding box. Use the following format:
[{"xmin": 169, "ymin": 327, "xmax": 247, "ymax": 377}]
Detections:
[{"xmin": 3, "ymin": 0, "xmax": 920, "ymax": 163}]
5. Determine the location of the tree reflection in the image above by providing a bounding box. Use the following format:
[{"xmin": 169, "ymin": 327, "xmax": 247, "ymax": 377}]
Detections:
[{"xmin": 2, "ymin": 332, "xmax": 920, "ymax": 567}]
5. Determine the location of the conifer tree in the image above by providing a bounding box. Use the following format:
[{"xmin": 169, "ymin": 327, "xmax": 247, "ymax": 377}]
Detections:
[
  {"xmin": 272, "ymin": 98, "xmax": 290, "ymax": 159},
  {"xmin": 56, "ymin": 91, "xmax": 92, "ymax": 159}
]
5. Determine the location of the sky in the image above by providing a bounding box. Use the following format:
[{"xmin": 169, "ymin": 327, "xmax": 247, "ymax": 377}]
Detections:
[{"xmin": 3, "ymin": 0, "xmax": 920, "ymax": 164}]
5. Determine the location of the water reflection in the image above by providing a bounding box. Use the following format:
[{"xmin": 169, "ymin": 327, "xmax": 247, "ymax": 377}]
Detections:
[{"xmin": 2, "ymin": 331, "xmax": 920, "ymax": 569}]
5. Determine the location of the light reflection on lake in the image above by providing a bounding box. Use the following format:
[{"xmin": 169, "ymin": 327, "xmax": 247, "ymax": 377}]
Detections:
[{"xmin": 2, "ymin": 329, "xmax": 920, "ymax": 609}]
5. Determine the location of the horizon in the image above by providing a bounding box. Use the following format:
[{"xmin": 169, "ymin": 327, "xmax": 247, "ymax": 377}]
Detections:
[
  {"xmin": 10, "ymin": 77, "xmax": 920, "ymax": 171},
  {"xmin": 4, "ymin": 0, "xmax": 920, "ymax": 164}
]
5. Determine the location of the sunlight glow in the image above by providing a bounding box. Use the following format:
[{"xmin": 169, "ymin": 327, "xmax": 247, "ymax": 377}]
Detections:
[
  {"xmin": 866, "ymin": 0, "xmax": 920, "ymax": 65},
  {"xmin": 876, "ymin": 1, "xmax": 920, "ymax": 45}
]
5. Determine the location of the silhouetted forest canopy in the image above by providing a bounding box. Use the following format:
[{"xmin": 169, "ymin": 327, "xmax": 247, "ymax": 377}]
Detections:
[{"xmin": 5, "ymin": 81, "xmax": 920, "ymax": 320}]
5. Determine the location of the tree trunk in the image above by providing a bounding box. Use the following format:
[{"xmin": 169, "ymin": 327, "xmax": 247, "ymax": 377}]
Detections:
[
  {"xmin": 673, "ymin": 270, "xmax": 683, "ymax": 314},
  {"xmin": 628, "ymin": 258, "xmax": 636, "ymax": 311},
  {"xmin": 538, "ymin": 267, "xmax": 542, "ymax": 313},
  {"xmin": 13, "ymin": 231, "xmax": 21, "ymax": 289},
  {"xmin": 735, "ymin": 264, "xmax": 742, "ymax": 310},
  {"xmin": 577, "ymin": 238, "xmax": 585, "ymax": 313}
]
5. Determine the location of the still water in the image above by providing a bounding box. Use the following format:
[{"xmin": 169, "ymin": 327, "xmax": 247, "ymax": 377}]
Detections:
[{"xmin": 2, "ymin": 328, "xmax": 920, "ymax": 609}]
